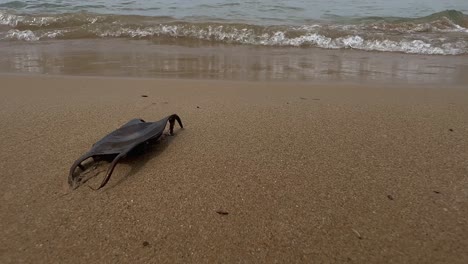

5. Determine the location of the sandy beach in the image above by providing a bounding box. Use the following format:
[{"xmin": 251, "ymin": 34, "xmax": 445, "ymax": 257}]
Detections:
[{"xmin": 0, "ymin": 75, "xmax": 467, "ymax": 263}]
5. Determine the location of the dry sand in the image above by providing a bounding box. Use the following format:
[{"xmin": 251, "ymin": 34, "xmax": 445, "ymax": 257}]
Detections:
[{"xmin": 0, "ymin": 75, "xmax": 467, "ymax": 263}]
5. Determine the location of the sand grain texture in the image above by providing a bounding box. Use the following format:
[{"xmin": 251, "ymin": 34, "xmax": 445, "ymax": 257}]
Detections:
[{"xmin": 0, "ymin": 76, "xmax": 467, "ymax": 263}]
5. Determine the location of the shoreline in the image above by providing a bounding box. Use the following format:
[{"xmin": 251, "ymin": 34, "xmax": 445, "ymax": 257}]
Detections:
[
  {"xmin": 1, "ymin": 75, "xmax": 467, "ymax": 263},
  {"xmin": 1, "ymin": 72, "xmax": 467, "ymax": 89},
  {"xmin": 1, "ymin": 39, "xmax": 467, "ymax": 86}
]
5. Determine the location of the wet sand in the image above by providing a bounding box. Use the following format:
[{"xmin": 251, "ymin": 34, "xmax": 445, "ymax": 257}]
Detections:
[
  {"xmin": 1, "ymin": 39, "xmax": 468, "ymax": 85},
  {"xmin": 0, "ymin": 75, "xmax": 467, "ymax": 263}
]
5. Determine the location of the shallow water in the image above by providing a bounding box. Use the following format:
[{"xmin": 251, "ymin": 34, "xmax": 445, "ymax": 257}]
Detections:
[
  {"xmin": 1, "ymin": 1, "xmax": 468, "ymax": 83},
  {"xmin": 1, "ymin": 39, "xmax": 467, "ymax": 85},
  {"xmin": 1, "ymin": 0, "xmax": 467, "ymax": 24},
  {"xmin": 1, "ymin": 0, "xmax": 468, "ymax": 55}
]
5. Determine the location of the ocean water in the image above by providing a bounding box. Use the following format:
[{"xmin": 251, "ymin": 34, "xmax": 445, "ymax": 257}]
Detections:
[{"xmin": 1, "ymin": 0, "xmax": 468, "ymax": 55}]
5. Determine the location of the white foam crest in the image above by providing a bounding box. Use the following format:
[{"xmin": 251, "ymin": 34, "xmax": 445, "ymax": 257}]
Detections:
[
  {"xmin": 269, "ymin": 33, "xmax": 465, "ymax": 55},
  {"xmin": 41, "ymin": 30, "xmax": 66, "ymax": 39},
  {"xmin": 250, "ymin": 32, "xmax": 465, "ymax": 55},
  {"xmin": 30, "ymin": 16, "xmax": 56, "ymax": 26},
  {"xmin": 95, "ymin": 25, "xmax": 260, "ymax": 44},
  {"xmin": 0, "ymin": 11, "xmax": 58, "ymax": 27},
  {"xmin": 297, "ymin": 21, "xmax": 466, "ymax": 36},
  {"xmin": 440, "ymin": 18, "xmax": 468, "ymax": 33},
  {"xmin": 2, "ymin": 29, "xmax": 66, "ymax": 41},
  {"xmin": 292, "ymin": 24, "xmax": 322, "ymax": 31},
  {"xmin": 93, "ymin": 25, "xmax": 467, "ymax": 55},
  {"xmin": 4, "ymin": 29, "xmax": 39, "ymax": 41},
  {"xmin": 341, "ymin": 37, "xmax": 446, "ymax": 54},
  {"xmin": 451, "ymin": 24, "xmax": 468, "ymax": 33},
  {"xmin": 258, "ymin": 31, "xmax": 337, "ymax": 48},
  {"xmin": 325, "ymin": 18, "xmax": 468, "ymax": 34},
  {"xmin": 98, "ymin": 28, "xmax": 155, "ymax": 38},
  {"xmin": 0, "ymin": 11, "xmax": 22, "ymax": 26}
]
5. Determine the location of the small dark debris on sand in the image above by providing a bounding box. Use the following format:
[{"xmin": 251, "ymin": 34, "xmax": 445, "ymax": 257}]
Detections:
[
  {"xmin": 449, "ymin": 128, "xmax": 453, "ymax": 132},
  {"xmin": 141, "ymin": 95, "xmax": 148, "ymax": 97},
  {"xmin": 387, "ymin": 194, "xmax": 394, "ymax": 200},
  {"xmin": 434, "ymin": 191, "xmax": 441, "ymax": 194},
  {"xmin": 142, "ymin": 241, "xmax": 150, "ymax": 247},
  {"xmin": 216, "ymin": 210, "xmax": 229, "ymax": 215},
  {"xmin": 197, "ymin": 106, "xmax": 200, "ymax": 109},
  {"xmin": 351, "ymin": 229, "xmax": 362, "ymax": 240}
]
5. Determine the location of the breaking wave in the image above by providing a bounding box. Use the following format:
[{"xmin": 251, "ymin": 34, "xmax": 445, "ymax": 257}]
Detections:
[{"xmin": 1, "ymin": 9, "xmax": 467, "ymax": 55}]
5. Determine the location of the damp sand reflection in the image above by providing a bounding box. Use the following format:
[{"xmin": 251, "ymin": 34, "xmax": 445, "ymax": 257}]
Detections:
[{"xmin": 0, "ymin": 39, "xmax": 467, "ymax": 86}]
